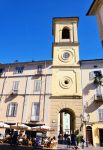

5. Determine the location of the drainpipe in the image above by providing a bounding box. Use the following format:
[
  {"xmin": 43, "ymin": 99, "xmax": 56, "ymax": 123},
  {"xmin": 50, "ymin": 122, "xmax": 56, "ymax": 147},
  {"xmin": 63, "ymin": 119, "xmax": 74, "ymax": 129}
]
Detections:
[
  {"xmin": 21, "ymin": 76, "xmax": 29, "ymax": 123},
  {"xmin": 42, "ymin": 61, "xmax": 47, "ymax": 122},
  {"xmin": 39, "ymin": 74, "xmax": 42, "ymax": 122}
]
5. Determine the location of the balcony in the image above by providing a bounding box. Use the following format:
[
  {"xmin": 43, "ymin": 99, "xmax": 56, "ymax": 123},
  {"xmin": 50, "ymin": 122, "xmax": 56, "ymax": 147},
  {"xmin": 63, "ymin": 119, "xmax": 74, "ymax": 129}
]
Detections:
[
  {"xmin": 11, "ymin": 89, "xmax": 18, "ymax": 95},
  {"xmin": 92, "ymin": 94, "xmax": 103, "ymax": 103}
]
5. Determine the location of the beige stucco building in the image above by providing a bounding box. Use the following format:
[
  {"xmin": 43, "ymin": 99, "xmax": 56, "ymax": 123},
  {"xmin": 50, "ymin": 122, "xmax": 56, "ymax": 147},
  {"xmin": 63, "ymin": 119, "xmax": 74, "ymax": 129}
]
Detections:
[
  {"xmin": 81, "ymin": 59, "xmax": 103, "ymax": 147},
  {"xmin": 0, "ymin": 61, "xmax": 52, "ymax": 135},
  {"xmin": 87, "ymin": 0, "xmax": 103, "ymax": 46}
]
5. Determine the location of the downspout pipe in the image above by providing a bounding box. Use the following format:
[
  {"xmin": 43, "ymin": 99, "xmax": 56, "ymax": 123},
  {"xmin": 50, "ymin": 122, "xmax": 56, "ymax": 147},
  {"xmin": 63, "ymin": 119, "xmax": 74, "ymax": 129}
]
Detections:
[
  {"xmin": 21, "ymin": 76, "xmax": 29, "ymax": 123},
  {"xmin": 43, "ymin": 61, "xmax": 47, "ymax": 122}
]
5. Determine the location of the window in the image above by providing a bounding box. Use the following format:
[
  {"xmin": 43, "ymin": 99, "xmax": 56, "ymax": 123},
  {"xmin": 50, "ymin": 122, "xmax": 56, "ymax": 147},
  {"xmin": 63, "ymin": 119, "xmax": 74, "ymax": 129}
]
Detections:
[
  {"xmin": 6, "ymin": 103, "xmax": 18, "ymax": 117},
  {"xmin": 96, "ymin": 85, "xmax": 101, "ymax": 96},
  {"xmin": 98, "ymin": 109, "xmax": 103, "ymax": 121},
  {"xmin": 37, "ymin": 65, "xmax": 42, "ymax": 74},
  {"xmin": 14, "ymin": 66, "xmax": 24, "ymax": 74},
  {"xmin": 12, "ymin": 81, "xmax": 19, "ymax": 92},
  {"xmin": 34, "ymin": 80, "xmax": 41, "ymax": 92},
  {"xmin": 31, "ymin": 102, "xmax": 40, "ymax": 121},
  {"xmin": 62, "ymin": 28, "xmax": 70, "ymax": 39}
]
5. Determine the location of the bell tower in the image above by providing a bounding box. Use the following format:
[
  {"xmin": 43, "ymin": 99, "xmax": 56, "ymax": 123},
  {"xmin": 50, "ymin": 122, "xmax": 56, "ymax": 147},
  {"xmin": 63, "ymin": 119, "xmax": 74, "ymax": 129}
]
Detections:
[
  {"xmin": 49, "ymin": 17, "xmax": 82, "ymax": 137},
  {"xmin": 52, "ymin": 17, "xmax": 81, "ymax": 96}
]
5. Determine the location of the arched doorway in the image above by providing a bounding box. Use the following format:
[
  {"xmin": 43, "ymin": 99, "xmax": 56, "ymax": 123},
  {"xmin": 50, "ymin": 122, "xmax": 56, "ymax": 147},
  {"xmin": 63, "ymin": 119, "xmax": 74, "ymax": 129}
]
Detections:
[
  {"xmin": 86, "ymin": 126, "xmax": 93, "ymax": 145},
  {"xmin": 58, "ymin": 108, "xmax": 75, "ymax": 136}
]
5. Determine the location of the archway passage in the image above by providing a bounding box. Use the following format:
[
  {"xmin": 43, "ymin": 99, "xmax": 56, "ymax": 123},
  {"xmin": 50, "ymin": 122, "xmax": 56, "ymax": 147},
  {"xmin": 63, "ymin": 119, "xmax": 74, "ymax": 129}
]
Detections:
[
  {"xmin": 86, "ymin": 126, "xmax": 93, "ymax": 145},
  {"xmin": 58, "ymin": 108, "xmax": 75, "ymax": 136}
]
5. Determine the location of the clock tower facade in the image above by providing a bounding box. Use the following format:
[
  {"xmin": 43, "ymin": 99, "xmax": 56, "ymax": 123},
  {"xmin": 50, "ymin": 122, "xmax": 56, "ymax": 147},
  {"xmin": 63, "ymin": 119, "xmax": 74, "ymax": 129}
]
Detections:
[{"xmin": 49, "ymin": 17, "xmax": 82, "ymax": 137}]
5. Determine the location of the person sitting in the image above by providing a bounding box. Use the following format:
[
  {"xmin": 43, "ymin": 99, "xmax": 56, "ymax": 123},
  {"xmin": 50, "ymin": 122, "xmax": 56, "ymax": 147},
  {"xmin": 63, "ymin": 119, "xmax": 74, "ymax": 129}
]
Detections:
[{"xmin": 52, "ymin": 136, "xmax": 57, "ymax": 149}]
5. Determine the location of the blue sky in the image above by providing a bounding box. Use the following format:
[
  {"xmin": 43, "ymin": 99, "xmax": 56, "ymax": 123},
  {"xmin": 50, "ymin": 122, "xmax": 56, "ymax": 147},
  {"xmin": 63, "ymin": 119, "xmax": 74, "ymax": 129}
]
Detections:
[{"xmin": 0, "ymin": 0, "xmax": 103, "ymax": 63}]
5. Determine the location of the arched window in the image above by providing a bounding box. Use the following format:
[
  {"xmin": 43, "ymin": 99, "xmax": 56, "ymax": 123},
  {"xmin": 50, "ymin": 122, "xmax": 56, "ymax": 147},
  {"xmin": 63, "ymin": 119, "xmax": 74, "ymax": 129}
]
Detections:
[
  {"xmin": 62, "ymin": 27, "xmax": 70, "ymax": 39},
  {"xmin": 6, "ymin": 102, "xmax": 18, "ymax": 117}
]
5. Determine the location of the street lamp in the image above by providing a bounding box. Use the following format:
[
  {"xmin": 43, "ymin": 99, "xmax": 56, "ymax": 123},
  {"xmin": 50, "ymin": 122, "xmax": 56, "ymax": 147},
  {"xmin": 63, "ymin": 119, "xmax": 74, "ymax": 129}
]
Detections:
[{"xmin": 80, "ymin": 113, "xmax": 90, "ymax": 147}]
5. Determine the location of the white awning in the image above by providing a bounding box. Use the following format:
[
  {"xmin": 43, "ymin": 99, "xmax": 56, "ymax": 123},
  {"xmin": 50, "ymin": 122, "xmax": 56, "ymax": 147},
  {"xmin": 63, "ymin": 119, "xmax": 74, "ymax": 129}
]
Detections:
[
  {"xmin": 0, "ymin": 122, "xmax": 10, "ymax": 128},
  {"xmin": 11, "ymin": 123, "xmax": 31, "ymax": 130}
]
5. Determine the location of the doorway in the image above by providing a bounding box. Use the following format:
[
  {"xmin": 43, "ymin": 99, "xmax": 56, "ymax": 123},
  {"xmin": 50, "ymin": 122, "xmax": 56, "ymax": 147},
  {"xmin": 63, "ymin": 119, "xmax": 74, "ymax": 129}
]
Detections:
[
  {"xmin": 86, "ymin": 126, "xmax": 93, "ymax": 145},
  {"xmin": 99, "ymin": 129, "xmax": 103, "ymax": 147}
]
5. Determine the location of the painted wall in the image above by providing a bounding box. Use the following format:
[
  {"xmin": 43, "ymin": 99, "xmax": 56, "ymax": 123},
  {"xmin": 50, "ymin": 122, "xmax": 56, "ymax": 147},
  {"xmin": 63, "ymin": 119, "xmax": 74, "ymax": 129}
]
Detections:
[
  {"xmin": 81, "ymin": 60, "xmax": 103, "ymax": 146},
  {"xmin": 0, "ymin": 61, "xmax": 52, "ymax": 129}
]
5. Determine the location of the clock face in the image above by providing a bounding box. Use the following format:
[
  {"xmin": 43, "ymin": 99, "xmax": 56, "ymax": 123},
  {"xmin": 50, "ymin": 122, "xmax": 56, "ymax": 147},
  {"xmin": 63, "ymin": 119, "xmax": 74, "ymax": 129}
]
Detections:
[
  {"xmin": 58, "ymin": 50, "xmax": 73, "ymax": 63},
  {"xmin": 63, "ymin": 52, "xmax": 70, "ymax": 60}
]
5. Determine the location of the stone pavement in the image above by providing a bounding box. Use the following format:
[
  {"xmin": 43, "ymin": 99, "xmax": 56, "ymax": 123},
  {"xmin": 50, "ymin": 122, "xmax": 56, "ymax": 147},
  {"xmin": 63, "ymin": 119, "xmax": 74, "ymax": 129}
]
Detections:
[
  {"xmin": 0, "ymin": 144, "xmax": 103, "ymax": 150},
  {"xmin": 57, "ymin": 144, "xmax": 103, "ymax": 150}
]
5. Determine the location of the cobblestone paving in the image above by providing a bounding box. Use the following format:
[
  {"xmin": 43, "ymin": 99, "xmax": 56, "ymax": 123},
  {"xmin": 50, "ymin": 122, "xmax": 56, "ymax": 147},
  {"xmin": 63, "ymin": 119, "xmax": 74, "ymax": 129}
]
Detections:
[{"xmin": 0, "ymin": 144, "xmax": 103, "ymax": 150}]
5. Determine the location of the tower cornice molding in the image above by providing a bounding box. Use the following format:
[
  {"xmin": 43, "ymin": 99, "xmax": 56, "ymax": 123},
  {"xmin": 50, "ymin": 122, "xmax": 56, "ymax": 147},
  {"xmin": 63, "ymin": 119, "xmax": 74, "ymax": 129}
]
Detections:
[{"xmin": 53, "ymin": 42, "xmax": 79, "ymax": 47}]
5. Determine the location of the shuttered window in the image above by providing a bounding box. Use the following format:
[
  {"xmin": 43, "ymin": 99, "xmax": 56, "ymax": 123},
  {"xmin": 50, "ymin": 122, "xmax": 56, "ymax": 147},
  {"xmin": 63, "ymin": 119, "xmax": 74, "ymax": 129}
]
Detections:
[
  {"xmin": 98, "ymin": 109, "xmax": 103, "ymax": 121},
  {"xmin": 6, "ymin": 103, "xmax": 18, "ymax": 117},
  {"xmin": 12, "ymin": 81, "xmax": 19, "ymax": 91},
  {"xmin": 34, "ymin": 80, "xmax": 41, "ymax": 92}
]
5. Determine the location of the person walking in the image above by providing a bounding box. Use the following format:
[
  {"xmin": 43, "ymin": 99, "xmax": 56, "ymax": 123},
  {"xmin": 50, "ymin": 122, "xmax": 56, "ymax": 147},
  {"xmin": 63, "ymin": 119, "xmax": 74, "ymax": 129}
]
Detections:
[
  {"xmin": 80, "ymin": 136, "xmax": 85, "ymax": 149},
  {"xmin": 67, "ymin": 136, "xmax": 71, "ymax": 148}
]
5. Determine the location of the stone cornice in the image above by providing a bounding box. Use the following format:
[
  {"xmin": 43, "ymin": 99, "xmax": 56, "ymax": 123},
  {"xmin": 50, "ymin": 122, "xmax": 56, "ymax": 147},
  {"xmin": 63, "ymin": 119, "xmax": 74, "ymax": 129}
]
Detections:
[
  {"xmin": 87, "ymin": 0, "xmax": 103, "ymax": 15},
  {"xmin": 50, "ymin": 95, "xmax": 82, "ymax": 99},
  {"xmin": 51, "ymin": 66, "xmax": 80, "ymax": 69},
  {"xmin": 0, "ymin": 74, "xmax": 52, "ymax": 78},
  {"xmin": 53, "ymin": 42, "xmax": 79, "ymax": 47},
  {"xmin": 0, "ymin": 60, "xmax": 52, "ymax": 67}
]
